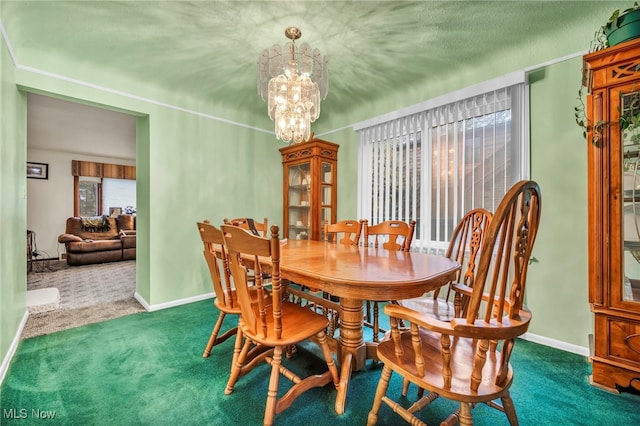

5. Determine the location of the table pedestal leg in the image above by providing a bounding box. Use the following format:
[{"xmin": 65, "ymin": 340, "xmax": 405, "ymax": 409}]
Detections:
[{"xmin": 335, "ymin": 298, "xmax": 366, "ymax": 414}]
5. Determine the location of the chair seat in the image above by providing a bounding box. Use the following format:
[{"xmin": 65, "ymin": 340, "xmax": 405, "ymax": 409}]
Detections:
[
  {"xmin": 399, "ymin": 296, "xmax": 456, "ymax": 322},
  {"xmin": 241, "ymin": 300, "xmax": 330, "ymax": 346},
  {"xmin": 376, "ymin": 329, "xmax": 513, "ymax": 403}
]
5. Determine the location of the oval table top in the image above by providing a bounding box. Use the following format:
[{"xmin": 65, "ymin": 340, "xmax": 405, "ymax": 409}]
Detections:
[{"xmin": 278, "ymin": 239, "xmax": 460, "ymax": 300}]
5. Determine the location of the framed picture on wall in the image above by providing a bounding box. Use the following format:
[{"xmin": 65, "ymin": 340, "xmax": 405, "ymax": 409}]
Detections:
[{"xmin": 27, "ymin": 162, "xmax": 48, "ymax": 179}]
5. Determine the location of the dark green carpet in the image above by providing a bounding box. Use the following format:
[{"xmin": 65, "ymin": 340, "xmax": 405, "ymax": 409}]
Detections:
[{"xmin": 1, "ymin": 299, "xmax": 639, "ymax": 425}]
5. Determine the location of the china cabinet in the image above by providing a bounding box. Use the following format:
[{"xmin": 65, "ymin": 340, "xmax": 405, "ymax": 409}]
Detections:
[
  {"xmin": 280, "ymin": 138, "xmax": 338, "ymax": 241},
  {"xmin": 585, "ymin": 38, "xmax": 640, "ymax": 393}
]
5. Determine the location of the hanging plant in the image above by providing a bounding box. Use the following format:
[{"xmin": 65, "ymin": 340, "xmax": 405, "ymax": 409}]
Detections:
[
  {"xmin": 575, "ymin": 83, "xmax": 609, "ymax": 145},
  {"xmin": 621, "ymin": 90, "xmax": 640, "ymax": 145},
  {"xmin": 576, "ymin": 3, "xmax": 640, "ymax": 144}
]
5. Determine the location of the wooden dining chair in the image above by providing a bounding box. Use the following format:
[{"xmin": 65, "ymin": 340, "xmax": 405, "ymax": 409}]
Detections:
[
  {"xmin": 362, "ymin": 219, "xmax": 416, "ymax": 342},
  {"xmin": 197, "ymin": 220, "xmax": 240, "ymax": 358},
  {"xmin": 301, "ymin": 219, "xmax": 366, "ymax": 336},
  {"xmin": 367, "ymin": 180, "xmax": 542, "ymax": 426},
  {"xmin": 399, "ymin": 208, "xmax": 493, "ymax": 322},
  {"xmin": 324, "ymin": 219, "xmax": 364, "ymax": 245},
  {"xmin": 224, "ymin": 217, "xmax": 269, "ymax": 237},
  {"xmin": 224, "ymin": 217, "xmax": 270, "ymax": 283},
  {"xmin": 285, "ymin": 219, "xmax": 364, "ymax": 339},
  {"xmin": 221, "ymin": 224, "xmax": 340, "ymax": 426},
  {"xmin": 397, "ymin": 208, "xmax": 492, "ymax": 397},
  {"xmin": 197, "ymin": 220, "xmax": 272, "ymax": 360}
]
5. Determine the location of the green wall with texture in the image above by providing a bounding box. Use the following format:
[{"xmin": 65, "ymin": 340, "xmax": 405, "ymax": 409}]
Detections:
[{"xmin": 0, "ymin": 22, "xmax": 27, "ymax": 368}]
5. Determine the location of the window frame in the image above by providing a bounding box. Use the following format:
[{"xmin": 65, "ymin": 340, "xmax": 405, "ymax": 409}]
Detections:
[{"xmin": 354, "ymin": 71, "xmax": 529, "ymax": 252}]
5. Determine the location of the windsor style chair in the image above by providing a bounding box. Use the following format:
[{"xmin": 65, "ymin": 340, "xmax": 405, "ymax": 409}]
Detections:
[{"xmin": 367, "ymin": 180, "xmax": 542, "ymax": 426}]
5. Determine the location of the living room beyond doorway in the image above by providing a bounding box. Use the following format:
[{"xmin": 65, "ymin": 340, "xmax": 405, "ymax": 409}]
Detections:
[{"xmin": 24, "ymin": 259, "xmax": 143, "ymax": 338}]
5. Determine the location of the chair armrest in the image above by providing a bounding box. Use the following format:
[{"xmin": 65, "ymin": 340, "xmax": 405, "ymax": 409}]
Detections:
[
  {"xmin": 384, "ymin": 303, "xmax": 531, "ymax": 340},
  {"xmin": 120, "ymin": 234, "xmax": 136, "ymax": 249},
  {"xmin": 451, "ymin": 283, "xmax": 515, "ymax": 310},
  {"xmin": 119, "ymin": 230, "xmax": 136, "ymax": 236},
  {"xmin": 384, "ymin": 303, "xmax": 454, "ymax": 334},
  {"xmin": 450, "ymin": 311, "xmax": 531, "ymax": 340},
  {"xmin": 451, "ymin": 282, "xmax": 473, "ymax": 297},
  {"xmin": 58, "ymin": 234, "xmax": 83, "ymax": 243}
]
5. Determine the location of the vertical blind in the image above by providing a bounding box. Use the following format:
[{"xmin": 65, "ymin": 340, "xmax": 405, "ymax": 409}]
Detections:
[{"xmin": 356, "ymin": 76, "xmax": 528, "ymax": 253}]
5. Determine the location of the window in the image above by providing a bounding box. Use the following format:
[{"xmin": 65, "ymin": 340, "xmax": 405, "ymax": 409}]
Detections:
[
  {"xmin": 72, "ymin": 160, "xmax": 136, "ymax": 217},
  {"xmin": 355, "ymin": 72, "xmax": 529, "ymax": 252},
  {"xmin": 102, "ymin": 178, "xmax": 136, "ymax": 215},
  {"xmin": 78, "ymin": 178, "xmax": 101, "ymax": 217}
]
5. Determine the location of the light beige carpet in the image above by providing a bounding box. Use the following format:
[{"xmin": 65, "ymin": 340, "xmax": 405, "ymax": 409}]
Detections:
[{"xmin": 22, "ymin": 260, "xmax": 145, "ymax": 339}]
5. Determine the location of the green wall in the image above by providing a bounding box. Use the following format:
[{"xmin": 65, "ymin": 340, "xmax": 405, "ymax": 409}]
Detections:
[
  {"xmin": 527, "ymin": 57, "xmax": 591, "ymax": 347},
  {"xmin": 0, "ymin": 18, "xmax": 27, "ymax": 368}
]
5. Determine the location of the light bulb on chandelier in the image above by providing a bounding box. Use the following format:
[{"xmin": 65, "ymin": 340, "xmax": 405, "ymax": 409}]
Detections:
[{"xmin": 257, "ymin": 27, "xmax": 328, "ymax": 144}]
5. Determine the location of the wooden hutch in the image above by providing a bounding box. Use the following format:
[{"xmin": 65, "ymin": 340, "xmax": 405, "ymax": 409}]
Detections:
[
  {"xmin": 279, "ymin": 138, "xmax": 338, "ymax": 241},
  {"xmin": 585, "ymin": 38, "xmax": 640, "ymax": 393}
]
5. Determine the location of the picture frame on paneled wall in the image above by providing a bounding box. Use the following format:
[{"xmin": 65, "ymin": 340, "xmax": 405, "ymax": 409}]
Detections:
[{"xmin": 27, "ymin": 162, "xmax": 48, "ymax": 180}]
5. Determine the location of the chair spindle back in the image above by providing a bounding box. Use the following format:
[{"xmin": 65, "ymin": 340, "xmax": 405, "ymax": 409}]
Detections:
[
  {"xmin": 197, "ymin": 220, "xmax": 234, "ymax": 309},
  {"xmin": 221, "ymin": 224, "xmax": 282, "ymax": 339},
  {"xmin": 464, "ymin": 180, "xmax": 541, "ymax": 325}
]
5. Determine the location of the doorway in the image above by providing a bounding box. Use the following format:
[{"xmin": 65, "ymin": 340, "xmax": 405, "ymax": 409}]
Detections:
[{"xmin": 25, "ymin": 93, "xmax": 142, "ymax": 337}]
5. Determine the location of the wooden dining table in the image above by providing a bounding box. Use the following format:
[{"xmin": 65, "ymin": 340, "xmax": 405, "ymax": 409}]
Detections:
[{"xmin": 276, "ymin": 239, "xmax": 460, "ymax": 415}]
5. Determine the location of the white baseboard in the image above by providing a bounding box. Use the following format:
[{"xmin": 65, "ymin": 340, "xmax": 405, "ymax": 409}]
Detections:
[
  {"xmin": 521, "ymin": 332, "xmax": 590, "ymax": 357},
  {"xmin": 0, "ymin": 310, "xmax": 29, "ymax": 386},
  {"xmin": 134, "ymin": 291, "xmax": 214, "ymax": 312}
]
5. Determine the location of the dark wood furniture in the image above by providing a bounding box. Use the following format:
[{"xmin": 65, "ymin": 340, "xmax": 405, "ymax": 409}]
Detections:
[
  {"xmin": 280, "ymin": 138, "xmax": 338, "ymax": 241},
  {"xmin": 221, "ymin": 224, "xmax": 340, "ymax": 426},
  {"xmin": 366, "ymin": 180, "xmax": 541, "ymax": 426},
  {"xmin": 275, "ymin": 238, "xmax": 460, "ymax": 415},
  {"xmin": 585, "ymin": 38, "xmax": 640, "ymax": 393}
]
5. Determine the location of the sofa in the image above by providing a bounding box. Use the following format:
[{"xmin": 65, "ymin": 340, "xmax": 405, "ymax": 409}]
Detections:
[{"xmin": 58, "ymin": 214, "xmax": 136, "ymax": 266}]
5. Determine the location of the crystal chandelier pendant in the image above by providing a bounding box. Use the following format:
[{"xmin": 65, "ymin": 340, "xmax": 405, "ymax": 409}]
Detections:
[{"xmin": 257, "ymin": 27, "xmax": 328, "ymax": 144}]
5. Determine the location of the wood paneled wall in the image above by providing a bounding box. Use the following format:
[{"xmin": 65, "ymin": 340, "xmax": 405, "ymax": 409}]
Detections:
[{"xmin": 71, "ymin": 160, "xmax": 136, "ymax": 180}]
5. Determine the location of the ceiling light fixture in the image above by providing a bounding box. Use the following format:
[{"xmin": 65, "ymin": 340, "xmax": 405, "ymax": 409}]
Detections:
[{"xmin": 257, "ymin": 27, "xmax": 328, "ymax": 144}]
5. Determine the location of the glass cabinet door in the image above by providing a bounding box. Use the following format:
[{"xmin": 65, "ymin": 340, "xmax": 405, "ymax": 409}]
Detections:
[
  {"xmin": 280, "ymin": 138, "xmax": 338, "ymax": 241},
  {"xmin": 320, "ymin": 161, "xmax": 334, "ymax": 241},
  {"xmin": 621, "ymin": 91, "xmax": 640, "ymax": 305},
  {"xmin": 287, "ymin": 162, "xmax": 311, "ymax": 240}
]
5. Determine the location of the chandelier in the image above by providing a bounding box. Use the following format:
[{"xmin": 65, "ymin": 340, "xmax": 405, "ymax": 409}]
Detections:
[{"xmin": 257, "ymin": 27, "xmax": 328, "ymax": 144}]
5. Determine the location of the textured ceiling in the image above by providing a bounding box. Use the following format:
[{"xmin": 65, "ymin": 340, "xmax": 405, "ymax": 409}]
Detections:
[{"xmin": 1, "ymin": 1, "xmax": 626, "ymax": 128}]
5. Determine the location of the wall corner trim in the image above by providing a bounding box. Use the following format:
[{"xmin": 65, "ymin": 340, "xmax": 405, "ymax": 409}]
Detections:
[{"xmin": 0, "ymin": 311, "xmax": 29, "ymax": 387}]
